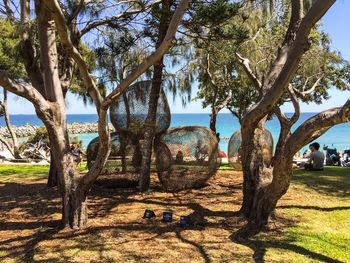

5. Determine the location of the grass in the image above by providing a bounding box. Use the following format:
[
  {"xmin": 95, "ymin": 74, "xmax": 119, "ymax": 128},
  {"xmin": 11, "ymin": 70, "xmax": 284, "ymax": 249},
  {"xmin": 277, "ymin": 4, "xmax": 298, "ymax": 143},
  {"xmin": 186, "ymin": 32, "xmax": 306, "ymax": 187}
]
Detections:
[{"xmin": 0, "ymin": 164, "xmax": 349, "ymax": 262}]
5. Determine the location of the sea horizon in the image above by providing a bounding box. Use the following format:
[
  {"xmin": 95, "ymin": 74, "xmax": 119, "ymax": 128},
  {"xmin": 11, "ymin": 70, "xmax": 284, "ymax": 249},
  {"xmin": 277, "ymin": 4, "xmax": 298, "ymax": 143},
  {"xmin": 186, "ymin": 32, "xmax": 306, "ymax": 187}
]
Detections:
[{"xmin": 1, "ymin": 113, "xmax": 349, "ymax": 152}]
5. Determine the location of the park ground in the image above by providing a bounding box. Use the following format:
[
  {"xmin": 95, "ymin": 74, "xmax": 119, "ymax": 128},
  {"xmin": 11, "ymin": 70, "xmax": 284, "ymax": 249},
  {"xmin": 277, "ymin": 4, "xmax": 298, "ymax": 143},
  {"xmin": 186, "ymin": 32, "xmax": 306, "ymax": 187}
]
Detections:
[{"xmin": 0, "ymin": 164, "xmax": 349, "ymax": 263}]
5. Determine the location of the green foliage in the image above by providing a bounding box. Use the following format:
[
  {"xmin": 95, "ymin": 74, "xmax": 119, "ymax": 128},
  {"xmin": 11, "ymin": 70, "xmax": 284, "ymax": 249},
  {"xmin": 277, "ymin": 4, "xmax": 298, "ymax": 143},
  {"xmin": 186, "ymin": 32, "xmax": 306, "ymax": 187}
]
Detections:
[
  {"xmin": 188, "ymin": 0, "xmax": 243, "ymax": 41},
  {"xmin": 26, "ymin": 127, "xmax": 49, "ymax": 144},
  {"xmin": 129, "ymin": 118, "xmax": 146, "ymax": 135},
  {"xmin": 67, "ymin": 42, "xmax": 100, "ymax": 105},
  {"xmin": 0, "ymin": 18, "xmax": 26, "ymax": 79},
  {"xmin": 94, "ymin": 29, "xmax": 150, "ymax": 92},
  {"xmin": 193, "ymin": 0, "xmax": 350, "ymax": 123}
]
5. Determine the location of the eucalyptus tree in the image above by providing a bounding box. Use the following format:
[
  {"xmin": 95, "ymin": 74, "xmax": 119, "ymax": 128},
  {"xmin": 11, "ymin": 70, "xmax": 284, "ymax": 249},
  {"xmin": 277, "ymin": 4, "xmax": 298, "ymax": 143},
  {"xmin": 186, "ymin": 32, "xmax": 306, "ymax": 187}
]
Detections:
[
  {"xmin": 194, "ymin": 0, "xmax": 341, "ymax": 128},
  {"xmin": 234, "ymin": 0, "xmax": 350, "ymax": 228},
  {"xmin": 0, "ymin": 0, "xmax": 190, "ymax": 228},
  {"xmin": 191, "ymin": 0, "xmax": 349, "ymax": 229}
]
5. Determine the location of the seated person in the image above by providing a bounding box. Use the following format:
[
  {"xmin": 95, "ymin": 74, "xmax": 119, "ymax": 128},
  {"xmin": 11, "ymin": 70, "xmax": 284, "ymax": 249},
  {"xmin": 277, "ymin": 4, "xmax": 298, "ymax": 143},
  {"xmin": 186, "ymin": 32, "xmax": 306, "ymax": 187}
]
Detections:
[
  {"xmin": 341, "ymin": 151, "xmax": 350, "ymax": 167},
  {"xmin": 71, "ymin": 142, "xmax": 83, "ymax": 164},
  {"xmin": 305, "ymin": 142, "xmax": 324, "ymax": 171},
  {"xmin": 175, "ymin": 150, "xmax": 184, "ymax": 164}
]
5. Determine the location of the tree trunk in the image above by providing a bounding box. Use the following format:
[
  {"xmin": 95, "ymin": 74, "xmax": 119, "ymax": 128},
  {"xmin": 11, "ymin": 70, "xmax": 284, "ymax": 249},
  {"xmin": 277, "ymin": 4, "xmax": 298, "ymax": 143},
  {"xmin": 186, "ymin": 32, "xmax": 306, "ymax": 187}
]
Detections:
[
  {"xmin": 240, "ymin": 120, "xmax": 295, "ymax": 228},
  {"xmin": 61, "ymin": 160, "xmax": 88, "ymax": 228},
  {"xmin": 47, "ymin": 152, "xmax": 59, "ymax": 187},
  {"xmin": 139, "ymin": 0, "xmax": 170, "ymax": 191},
  {"xmin": 209, "ymin": 109, "xmax": 217, "ymax": 132},
  {"xmin": 132, "ymin": 138, "xmax": 142, "ymax": 172},
  {"xmin": 36, "ymin": 1, "xmax": 87, "ymax": 228},
  {"xmin": 1, "ymin": 89, "xmax": 21, "ymax": 159},
  {"xmin": 119, "ymin": 134, "xmax": 128, "ymax": 174},
  {"xmin": 246, "ymin": 162, "xmax": 292, "ymax": 228},
  {"xmin": 240, "ymin": 126, "xmax": 273, "ymax": 217},
  {"xmin": 63, "ymin": 189, "xmax": 88, "ymax": 229}
]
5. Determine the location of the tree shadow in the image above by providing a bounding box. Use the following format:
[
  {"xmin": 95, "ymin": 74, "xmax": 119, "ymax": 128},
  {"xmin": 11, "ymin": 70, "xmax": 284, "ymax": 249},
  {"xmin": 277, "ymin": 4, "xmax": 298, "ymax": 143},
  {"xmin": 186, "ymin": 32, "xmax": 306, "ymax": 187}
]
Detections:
[
  {"xmin": 0, "ymin": 222, "xmax": 60, "ymax": 262},
  {"xmin": 278, "ymin": 205, "xmax": 350, "ymax": 212},
  {"xmin": 0, "ymin": 177, "xmax": 241, "ymax": 262},
  {"xmin": 293, "ymin": 167, "xmax": 350, "ymax": 198},
  {"xmin": 230, "ymin": 226, "xmax": 343, "ymax": 263},
  {"xmin": 0, "ymin": 182, "xmax": 61, "ymax": 218},
  {"xmin": 0, "ymin": 168, "xmax": 347, "ymax": 262}
]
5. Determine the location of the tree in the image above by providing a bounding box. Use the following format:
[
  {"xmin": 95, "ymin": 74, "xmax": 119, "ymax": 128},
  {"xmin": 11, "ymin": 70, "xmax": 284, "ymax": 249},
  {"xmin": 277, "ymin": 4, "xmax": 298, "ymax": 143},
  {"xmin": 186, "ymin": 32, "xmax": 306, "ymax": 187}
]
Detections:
[
  {"xmin": 0, "ymin": 17, "xmax": 26, "ymax": 159},
  {"xmin": 0, "ymin": 89, "xmax": 22, "ymax": 159},
  {"xmin": 235, "ymin": 0, "xmax": 350, "ymax": 228},
  {"xmin": 0, "ymin": 0, "xmax": 190, "ymax": 228},
  {"xmin": 192, "ymin": 0, "xmax": 348, "ymax": 229},
  {"xmin": 139, "ymin": 0, "xmax": 173, "ymax": 191},
  {"xmin": 185, "ymin": 0, "xmax": 249, "ymax": 130}
]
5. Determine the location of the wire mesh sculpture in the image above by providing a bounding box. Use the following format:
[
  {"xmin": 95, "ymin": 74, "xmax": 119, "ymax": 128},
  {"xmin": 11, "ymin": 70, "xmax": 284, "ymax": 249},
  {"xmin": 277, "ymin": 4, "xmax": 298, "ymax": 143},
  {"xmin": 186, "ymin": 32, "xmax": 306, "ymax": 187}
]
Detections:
[
  {"xmin": 156, "ymin": 126, "xmax": 221, "ymax": 192},
  {"xmin": 110, "ymin": 80, "xmax": 171, "ymax": 139},
  {"xmin": 109, "ymin": 80, "xmax": 171, "ymax": 172},
  {"xmin": 86, "ymin": 132, "xmax": 121, "ymax": 169},
  {"xmin": 228, "ymin": 128, "xmax": 274, "ymax": 169},
  {"xmin": 86, "ymin": 132, "xmax": 143, "ymax": 187}
]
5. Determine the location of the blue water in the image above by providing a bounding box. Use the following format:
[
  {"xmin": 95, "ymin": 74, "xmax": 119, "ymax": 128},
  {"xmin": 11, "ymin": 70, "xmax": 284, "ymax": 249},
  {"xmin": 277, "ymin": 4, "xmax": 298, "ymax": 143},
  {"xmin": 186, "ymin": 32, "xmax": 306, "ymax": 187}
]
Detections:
[{"xmin": 1, "ymin": 113, "xmax": 350, "ymax": 152}]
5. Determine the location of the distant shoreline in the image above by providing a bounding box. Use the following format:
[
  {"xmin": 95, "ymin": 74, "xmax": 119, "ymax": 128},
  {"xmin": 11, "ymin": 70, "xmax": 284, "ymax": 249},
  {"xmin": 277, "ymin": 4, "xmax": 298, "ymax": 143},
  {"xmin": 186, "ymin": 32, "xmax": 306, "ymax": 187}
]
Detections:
[{"xmin": 0, "ymin": 123, "xmax": 114, "ymax": 138}]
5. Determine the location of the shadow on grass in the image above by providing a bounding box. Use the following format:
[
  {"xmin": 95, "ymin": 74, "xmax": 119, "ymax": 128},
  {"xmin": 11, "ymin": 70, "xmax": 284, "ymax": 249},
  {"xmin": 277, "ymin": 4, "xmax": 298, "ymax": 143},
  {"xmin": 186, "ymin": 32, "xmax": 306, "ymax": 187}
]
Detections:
[
  {"xmin": 278, "ymin": 205, "xmax": 350, "ymax": 212},
  {"xmin": 0, "ymin": 167, "xmax": 347, "ymax": 262},
  {"xmin": 230, "ymin": 227, "xmax": 343, "ymax": 263},
  {"xmin": 292, "ymin": 167, "xmax": 350, "ymax": 198}
]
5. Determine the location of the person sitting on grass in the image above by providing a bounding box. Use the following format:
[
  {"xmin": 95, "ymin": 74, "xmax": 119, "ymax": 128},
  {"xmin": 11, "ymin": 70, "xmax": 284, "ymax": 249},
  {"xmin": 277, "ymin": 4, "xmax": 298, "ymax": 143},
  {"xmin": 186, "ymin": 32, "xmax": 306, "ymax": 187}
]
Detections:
[
  {"xmin": 305, "ymin": 142, "xmax": 325, "ymax": 171},
  {"xmin": 71, "ymin": 142, "xmax": 83, "ymax": 164},
  {"xmin": 340, "ymin": 150, "xmax": 350, "ymax": 167}
]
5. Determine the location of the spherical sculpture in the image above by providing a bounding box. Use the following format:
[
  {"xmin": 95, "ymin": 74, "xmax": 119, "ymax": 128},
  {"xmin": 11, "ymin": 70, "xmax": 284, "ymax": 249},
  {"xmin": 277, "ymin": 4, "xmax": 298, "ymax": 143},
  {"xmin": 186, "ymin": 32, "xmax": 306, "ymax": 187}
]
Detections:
[
  {"xmin": 109, "ymin": 81, "xmax": 171, "ymax": 139},
  {"xmin": 156, "ymin": 126, "xmax": 221, "ymax": 192},
  {"xmin": 228, "ymin": 128, "xmax": 274, "ymax": 169},
  {"xmin": 86, "ymin": 132, "xmax": 120, "ymax": 169}
]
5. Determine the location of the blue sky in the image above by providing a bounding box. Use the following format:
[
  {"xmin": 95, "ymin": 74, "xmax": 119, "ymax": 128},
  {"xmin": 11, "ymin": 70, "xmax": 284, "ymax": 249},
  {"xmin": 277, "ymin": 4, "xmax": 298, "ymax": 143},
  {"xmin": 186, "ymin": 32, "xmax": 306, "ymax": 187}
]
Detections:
[{"xmin": 6, "ymin": 1, "xmax": 350, "ymax": 114}]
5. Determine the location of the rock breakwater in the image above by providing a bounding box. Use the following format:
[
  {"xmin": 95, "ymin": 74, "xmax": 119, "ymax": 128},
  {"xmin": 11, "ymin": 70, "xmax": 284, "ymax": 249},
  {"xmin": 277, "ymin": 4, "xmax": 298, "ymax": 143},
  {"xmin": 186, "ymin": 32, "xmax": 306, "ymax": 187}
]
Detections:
[{"xmin": 0, "ymin": 122, "xmax": 115, "ymax": 138}]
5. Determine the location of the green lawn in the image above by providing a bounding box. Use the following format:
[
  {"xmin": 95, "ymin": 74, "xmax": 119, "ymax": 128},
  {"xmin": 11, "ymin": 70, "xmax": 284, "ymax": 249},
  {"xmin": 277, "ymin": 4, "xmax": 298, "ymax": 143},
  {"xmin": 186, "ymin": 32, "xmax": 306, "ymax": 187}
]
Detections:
[
  {"xmin": 266, "ymin": 167, "xmax": 350, "ymax": 262},
  {"xmin": 0, "ymin": 164, "xmax": 349, "ymax": 262}
]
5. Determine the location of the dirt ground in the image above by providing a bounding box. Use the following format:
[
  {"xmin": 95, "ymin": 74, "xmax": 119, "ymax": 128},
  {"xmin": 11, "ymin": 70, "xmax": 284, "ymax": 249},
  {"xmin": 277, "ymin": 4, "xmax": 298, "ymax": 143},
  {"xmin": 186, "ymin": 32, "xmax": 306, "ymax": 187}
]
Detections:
[{"xmin": 0, "ymin": 168, "xmax": 348, "ymax": 262}]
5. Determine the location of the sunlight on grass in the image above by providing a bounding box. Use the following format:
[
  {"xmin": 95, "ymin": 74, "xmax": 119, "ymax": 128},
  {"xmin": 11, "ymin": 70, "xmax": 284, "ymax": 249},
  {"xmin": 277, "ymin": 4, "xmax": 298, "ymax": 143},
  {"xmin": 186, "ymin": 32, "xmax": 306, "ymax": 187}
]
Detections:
[
  {"xmin": 0, "ymin": 165, "xmax": 49, "ymax": 182},
  {"xmin": 0, "ymin": 165, "xmax": 349, "ymax": 262}
]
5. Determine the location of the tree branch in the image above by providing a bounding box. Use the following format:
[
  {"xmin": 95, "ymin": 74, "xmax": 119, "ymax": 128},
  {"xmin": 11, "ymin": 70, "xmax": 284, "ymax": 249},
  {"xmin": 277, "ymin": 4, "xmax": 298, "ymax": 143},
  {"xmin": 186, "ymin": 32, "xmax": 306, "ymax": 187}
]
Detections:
[
  {"xmin": 235, "ymin": 52, "xmax": 262, "ymax": 90},
  {"xmin": 3, "ymin": 0, "xmax": 14, "ymax": 20},
  {"xmin": 0, "ymin": 89, "xmax": 18, "ymax": 151},
  {"xmin": 242, "ymin": 0, "xmax": 335, "ymax": 133},
  {"xmin": 80, "ymin": 0, "xmax": 162, "ymax": 36},
  {"xmin": 287, "ymin": 98, "xmax": 350, "ymax": 156},
  {"xmin": 288, "ymin": 84, "xmax": 300, "ymax": 125},
  {"xmin": 293, "ymin": 74, "xmax": 323, "ymax": 98},
  {"xmin": 103, "ymin": 0, "xmax": 191, "ymax": 109},
  {"xmin": 218, "ymin": 90, "xmax": 233, "ymax": 111},
  {"xmin": 274, "ymin": 105, "xmax": 288, "ymax": 126},
  {"xmin": 0, "ymin": 70, "xmax": 49, "ymax": 109},
  {"xmin": 206, "ymin": 53, "xmax": 216, "ymax": 87},
  {"xmin": 43, "ymin": 0, "xmax": 104, "ymax": 110},
  {"xmin": 20, "ymin": 0, "xmax": 45, "ymax": 95},
  {"xmin": 68, "ymin": 0, "xmax": 84, "ymax": 24},
  {"xmin": 0, "ymin": 134, "xmax": 15, "ymax": 157}
]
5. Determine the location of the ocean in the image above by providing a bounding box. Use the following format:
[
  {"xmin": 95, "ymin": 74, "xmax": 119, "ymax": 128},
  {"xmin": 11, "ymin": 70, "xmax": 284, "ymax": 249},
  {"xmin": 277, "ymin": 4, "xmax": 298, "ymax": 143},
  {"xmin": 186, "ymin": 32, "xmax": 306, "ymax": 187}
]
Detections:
[{"xmin": 1, "ymin": 113, "xmax": 350, "ymax": 153}]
